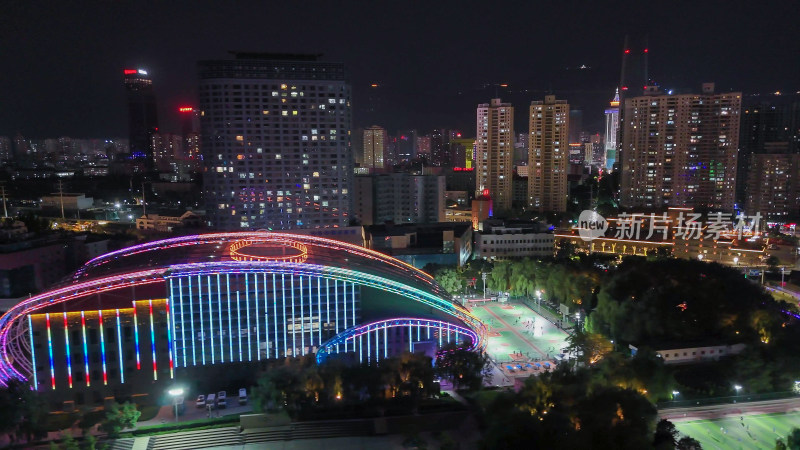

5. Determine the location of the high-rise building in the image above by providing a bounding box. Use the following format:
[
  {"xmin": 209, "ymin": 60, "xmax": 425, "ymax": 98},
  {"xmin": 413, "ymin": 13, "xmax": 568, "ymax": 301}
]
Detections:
[
  {"xmin": 362, "ymin": 125, "xmax": 386, "ymax": 169},
  {"xmin": 620, "ymin": 84, "xmax": 741, "ymax": 211},
  {"xmin": 451, "ymin": 137, "xmax": 475, "ymax": 168},
  {"xmin": 417, "ymin": 136, "xmax": 431, "ymax": 158},
  {"xmin": 123, "ymin": 69, "xmax": 159, "ymax": 169},
  {"xmin": 198, "ymin": 53, "xmax": 352, "ymax": 230},
  {"xmin": 354, "ymin": 173, "xmax": 445, "ymax": 225},
  {"xmin": 745, "ymin": 145, "xmax": 800, "ymax": 219},
  {"xmin": 737, "ymin": 97, "xmax": 800, "ymax": 206},
  {"xmin": 395, "ymin": 130, "xmax": 417, "ymax": 162},
  {"xmin": 604, "ymin": 89, "xmax": 620, "ymax": 170},
  {"xmin": 528, "ymin": 95, "xmax": 569, "ymax": 213},
  {"xmin": 476, "ymin": 99, "xmax": 514, "ymax": 212}
]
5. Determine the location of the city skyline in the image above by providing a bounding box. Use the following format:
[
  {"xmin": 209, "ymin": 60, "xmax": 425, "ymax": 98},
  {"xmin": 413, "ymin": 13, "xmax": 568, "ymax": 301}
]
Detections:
[{"xmin": 1, "ymin": 1, "xmax": 798, "ymax": 138}]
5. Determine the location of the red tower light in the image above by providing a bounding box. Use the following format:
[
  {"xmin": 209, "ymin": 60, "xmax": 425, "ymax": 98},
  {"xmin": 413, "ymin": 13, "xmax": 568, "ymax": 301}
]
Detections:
[
  {"xmin": 644, "ymin": 48, "xmax": 649, "ymax": 53},
  {"xmin": 178, "ymin": 107, "xmax": 194, "ymax": 113},
  {"xmin": 123, "ymin": 69, "xmax": 137, "ymax": 75},
  {"xmin": 622, "ymin": 86, "xmax": 629, "ymax": 91},
  {"xmin": 624, "ymin": 49, "xmax": 631, "ymax": 54}
]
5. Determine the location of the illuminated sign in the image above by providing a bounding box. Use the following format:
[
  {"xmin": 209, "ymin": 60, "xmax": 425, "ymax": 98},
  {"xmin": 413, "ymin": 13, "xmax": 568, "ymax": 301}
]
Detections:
[
  {"xmin": 452, "ymin": 167, "xmax": 474, "ymax": 172},
  {"xmin": 123, "ymin": 69, "xmax": 137, "ymax": 75},
  {"xmin": 178, "ymin": 107, "xmax": 194, "ymax": 113}
]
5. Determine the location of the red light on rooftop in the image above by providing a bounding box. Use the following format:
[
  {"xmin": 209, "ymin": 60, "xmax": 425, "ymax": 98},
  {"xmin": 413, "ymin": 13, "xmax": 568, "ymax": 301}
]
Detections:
[
  {"xmin": 482, "ymin": 189, "xmax": 489, "ymax": 196},
  {"xmin": 456, "ymin": 132, "xmax": 462, "ymax": 137},
  {"xmin": 624, "ymin": 49, "xmax": 631, "ymax": 54},
  {"xmin": 644, "ymin": 48, "xmax": 649, "ymax": 53},
  {"xmin": 622, "ymin": 86, "xmax": 629, "ymax": 91},
  {"xmin": 123, "ymin": 69, "xmax": 137, "ymax": 75},
  {"xmin": 178, "ymin": 107, "xmax": 194, "ymax": 113}
]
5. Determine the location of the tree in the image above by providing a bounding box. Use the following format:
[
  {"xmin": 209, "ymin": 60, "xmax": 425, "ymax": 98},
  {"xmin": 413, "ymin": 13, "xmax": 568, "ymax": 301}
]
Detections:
[
  {"xmin": 776, "ymin": 427, "xmax": 800, "ymax": 450},
  {"xmin": 252, "ymin": 376, "xmax": 283, "ymax": 412},
  {"xmin": 676, "ymin": 436, "xmax": 702, "ymax": 449},
  {"xmin": 0, "ymin": 379, "xmax": 48, "ymax": 443},
  {"xmin": 99, "ymin": 402, "xmax": 140, "ymax": 438},
  {"xmin": 566, "ymin": 327, "xmax": 612, "ymax": 365},
  {"xmin": 653, "ymin": 419, "xmax": 679, "ymax": 449},
  {"xmin": 766, "ymin": 256, "xmax": 780, "ymax": 273},
  {"xmin": 435, "ymin": 341, "xmax": 491, "ymax": 390},
  {"xmin": 435, "ymin": 268, "xmax": 463, "ymax": 296}
]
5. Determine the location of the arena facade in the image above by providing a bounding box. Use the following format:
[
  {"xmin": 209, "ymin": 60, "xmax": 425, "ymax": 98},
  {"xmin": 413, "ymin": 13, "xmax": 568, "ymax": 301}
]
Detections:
[{"xmin": 0, "ymin": 233, "xmax": 484, "ymax": 405}]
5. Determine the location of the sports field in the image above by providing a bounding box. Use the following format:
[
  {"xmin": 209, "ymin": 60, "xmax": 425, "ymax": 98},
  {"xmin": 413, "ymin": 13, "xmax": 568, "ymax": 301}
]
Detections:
[
  {"xmin": 470, "ymin": 301, "xmax": 568, "ymax": 363},
  {"xmin": 674, "ymin": 411, "xmax": 800, "ymax": 449}
]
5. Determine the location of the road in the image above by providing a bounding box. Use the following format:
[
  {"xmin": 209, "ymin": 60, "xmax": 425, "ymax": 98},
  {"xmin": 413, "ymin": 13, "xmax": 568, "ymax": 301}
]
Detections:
[{"xmin": 660, "ymin": 396, "xmax": 800, "ymax": 422}]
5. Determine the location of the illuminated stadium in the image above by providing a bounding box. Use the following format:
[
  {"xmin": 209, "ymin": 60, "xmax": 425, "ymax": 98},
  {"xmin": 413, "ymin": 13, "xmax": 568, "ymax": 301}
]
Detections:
[{"xmin": 0, "ymin": 232, "xmax": 484, "ymax": 404}]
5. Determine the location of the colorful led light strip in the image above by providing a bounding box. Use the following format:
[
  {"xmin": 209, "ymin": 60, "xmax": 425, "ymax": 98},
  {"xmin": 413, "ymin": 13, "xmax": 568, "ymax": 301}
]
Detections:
[
  {"xmin": 27, "ymin": 315, "xmax": 37, "ymax": 390},
  {"xmin": 317, "ymin": 318, "xmax": 479, "ymax": 364},
  {"xmin": 165, "ymin": 300, "xmax": 174, "ymax": 379},
  {"xmin": 0, "ymin": 269, "xmax": 164, "ymax": 384},
  {"xmin": 81, "ymin": 311, "xmax": 90, "ymax": 387},
  {"xmin": 132, "ymin": 302, "xmax": 140, "ymax": 370},
  {"xmin": 149, "ymin": 300, "xmax": 157, "ymax": 380},
  {"xmin": 98, "ymin": 310, "xmax": 107, "ymax": 385},
  {"xmin": 63, "ymin": 312, "xmax": 72, "ymax": 388},
  {"xmin": 116, "ymin": 309, "xmax": 124, "ymax": 384},
  {"xmin": 46, "ymin": 314, "xmax": 54, "ymax": 390}
]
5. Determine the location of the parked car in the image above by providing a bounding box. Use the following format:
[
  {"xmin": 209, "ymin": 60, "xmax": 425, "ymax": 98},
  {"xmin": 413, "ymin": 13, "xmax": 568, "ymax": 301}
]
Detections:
[
  {"xmin": 239, "ymin": 388, "xmax": 247, "ymax": 405},
  {"xmin": 217, "ymin": 391, "xmax": 227, "ymax": 408},
  {"xmin": 196, "ymin": 394, "xmax": 206, "ymax": 408},
  {"xmin": 206, "ymin": 393, "xmax": 216, "ymax": 409}
]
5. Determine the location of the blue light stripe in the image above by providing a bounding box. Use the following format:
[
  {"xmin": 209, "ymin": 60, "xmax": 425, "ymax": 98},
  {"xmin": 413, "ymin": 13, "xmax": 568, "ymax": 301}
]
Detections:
[
  {"xmin": 207, "ymin": 275, "xmax": 214, "ymax": 364},
  {"xmin": 217, "ymin": 274, "xmax": 224, "ymax": 364},
  {"xmin": 98, "ymin": 310, "xmax": 107, "ymax": 385},
  {"xmin": 333, "ymin": 279, "xmax": 339, "ymax": 353},
  {"xmin": 236, "ymin": 289, "xmax": 242, "ymax": 362},
  {"xmin": 317, "ymin": 277, "xmax": 322, "ymax": 346},
  {"xmin": 254, "ymin": 272, "xmax": 260, "ymax": 360},
  {"xmin": 116, "ymin": 309, "xmax": 124, "ymax": 383},
  {"xmin": 342, "ymin": 281, "xmax": 347, "ymax": 352},
  {"xmin": 290, "ymin": 276, "xmax": 296, "ymax": 356},
  {"xmin": 187, "ymin": 277, "xmax": 196, "ymax": 366},
  {"xmin": 197, "ymin": 275, "xmax": 206, "ymax": 365},
  {"xmin": 226, "ymin": 274, "xmax": 233, "ymax": 362},
  {"xmin": 299, "ymin": 275, "xmax": 305, "ymax": 355},
  {"xmin": 273, "ymin": 273, "xmax": 278, "ymax": 359},
  {"xmin": 178, "ymin": 278, "xmax": 186, "ymax": 368},
  {"xmin": 28, "ymin": 315, "xmax": 37, "ymax": 390},
  {"xmin": 63, "ymin": 312, "xmax": 72, "ymax": 388},
  {"xmin": 282, "ymin": 274, "xmax": 287, "ymax": 357},
  {"xmin": 245, "ymin": 273, "xmax": 252, "ymax": 361}
]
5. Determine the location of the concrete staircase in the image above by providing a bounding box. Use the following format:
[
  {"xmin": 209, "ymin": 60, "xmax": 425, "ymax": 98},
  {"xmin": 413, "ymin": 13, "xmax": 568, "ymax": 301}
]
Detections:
[{"xmin": 148, "ymin": 426, "xmax": 242, "ymax": 450}]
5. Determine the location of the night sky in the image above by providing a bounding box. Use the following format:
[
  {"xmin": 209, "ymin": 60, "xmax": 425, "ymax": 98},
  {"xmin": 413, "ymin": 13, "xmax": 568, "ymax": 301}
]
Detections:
[{"xmin": 1, "ymin": 0, "xmax": 798, "ymax": 139}]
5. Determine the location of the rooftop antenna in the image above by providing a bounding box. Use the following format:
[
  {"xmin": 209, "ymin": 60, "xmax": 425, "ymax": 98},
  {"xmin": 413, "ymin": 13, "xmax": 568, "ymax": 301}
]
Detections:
[{"xmin": 57, "ymin": 179, "xmax": 65, "ymax": 220}]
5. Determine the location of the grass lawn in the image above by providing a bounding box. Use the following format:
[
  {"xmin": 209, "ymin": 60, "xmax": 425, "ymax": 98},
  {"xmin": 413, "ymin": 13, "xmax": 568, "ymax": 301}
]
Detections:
[{"xmin": 674, "ymin": 411, "xmax": 800, "ymax": 449}]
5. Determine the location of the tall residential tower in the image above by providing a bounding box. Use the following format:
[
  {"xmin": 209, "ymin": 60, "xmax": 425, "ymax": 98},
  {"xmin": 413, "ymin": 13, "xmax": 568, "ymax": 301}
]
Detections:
[
  {"xmin": 362, "ymin": 125, "xmax": 386, "ymax": 169},
  {"xmin": 198, "ymin": 53, "xmax": 352, "ymax": 230},
  {"xmin": 475, "ymin": 99, "xmax": 514, "ymax": 213},
  {"xmin": 528, "ymin": 95, "xmax": 569, "ymax": 213},
  {"xmin": 620, "ymin": 83, "xmax": 741, "ymax": 211}
]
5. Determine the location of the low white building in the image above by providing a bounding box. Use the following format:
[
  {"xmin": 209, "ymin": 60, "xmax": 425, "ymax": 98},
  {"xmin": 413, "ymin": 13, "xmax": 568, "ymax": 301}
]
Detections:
[
  {"xmin": 475, "ymin": 222, "xmax": 554, "ymax": 259},
  {"xmin": 652, "ymin": 343, "xmax": 746, "ymax": 365}
]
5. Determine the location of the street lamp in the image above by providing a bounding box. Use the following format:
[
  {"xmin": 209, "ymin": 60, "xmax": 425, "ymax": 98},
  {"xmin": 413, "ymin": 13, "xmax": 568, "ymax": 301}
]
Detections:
[
  {"xmin": 734, "ymin": 384, "xmax": 742, "ymax": 395},
  {"xmin": 672, "ymin": 390, "xmax": 680, "ymax": 400},
  {"xmin": 781, "ymin": 266, "xmax": 786, "ymax": 287},
  {"xmin": 168, "ymin": 387, "xmax": 184, "ymax": 423},
  {"xmin": 733, "ymin": 256, "xmax": 739, "ymax": 266},
  {"xmin": 536, "ymin": 290, "xmax": 542, "ymax": 312},
  {"xmin": 482, "ymin": 272, "xmax": 488, "ymax": 299}
]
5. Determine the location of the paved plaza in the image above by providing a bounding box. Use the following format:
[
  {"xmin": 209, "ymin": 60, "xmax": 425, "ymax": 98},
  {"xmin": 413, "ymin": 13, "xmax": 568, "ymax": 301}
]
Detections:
[{"xmin": 469, "ymin": 301, "xmax": 570, "ymax": 381}]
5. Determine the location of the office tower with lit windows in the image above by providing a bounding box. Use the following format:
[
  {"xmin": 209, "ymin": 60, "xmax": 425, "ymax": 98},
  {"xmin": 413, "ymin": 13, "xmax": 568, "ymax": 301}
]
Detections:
[
  {"xmin": 395, "ymin": 130, "xmax": 417, "ymax": 162},
  {"xmin": 362, "ymin": 125, "xmax": 386, "ymax": 169},
  {"xmin": 198, "ymin": 53, "xmax": 352, "ymax": 230},
  {"xmin": 620, "ymin": 83, "xmax": 741, "ymax": 211},
  {"xmin": 476, "ymin": 99, "xmax": 514, "ymax": 212},
  {"xmin": 528, "ymin": 95, "xmax": 569, "ymax": 213},
  {"xmin": 604, "ymin": 89, "xmax": 620, "ymax": 170},
  {"xmin": 124, "ymin": 69, "xmax": 159, "ymax": 168}
]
